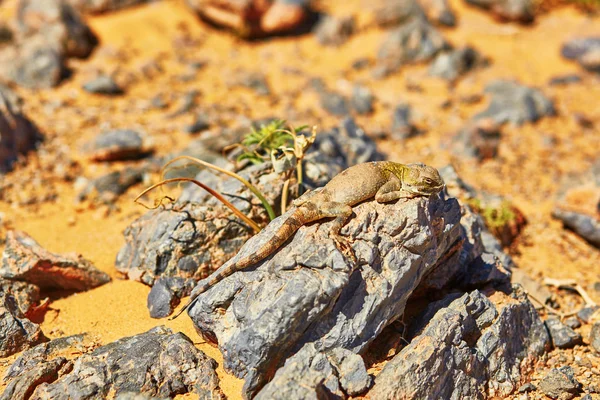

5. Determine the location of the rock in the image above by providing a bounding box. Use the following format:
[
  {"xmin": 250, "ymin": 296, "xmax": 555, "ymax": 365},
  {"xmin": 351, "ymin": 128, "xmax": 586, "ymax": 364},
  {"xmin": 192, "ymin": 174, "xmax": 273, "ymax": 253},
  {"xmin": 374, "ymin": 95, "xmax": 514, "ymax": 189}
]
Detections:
[
  {"xmin": 76, "ymin": 167, "xmax": 145, "ymax": 204},
  {"xmin": 518, "ymin": 382, "xmax": 536, "ymax": 393},
  {"xmin": 0, "ymin": 38, "xmax": 67, "ymax": 89},
  {"xmin": 189, "ymin": 191, "xmax": 461, "ymax": 396},
  {"xmin": 67, "ymin": 0, "xmax": 153, "ymax": 13},
  {"xmin": 147, "ymin": 276, "xmax": 195, "ymax": 319},
  {"xmin": 577, "ymin": 306, "xmax": 599, "ymax": 324},
  {"xmin": 475, "ymin": 80, "xmax": 555, "ymax": 126},
  {"xmin": 25, "ymin": 326, "xmax": 224, "ymax": 399},
  {"xmin": 0, "ymin": 230, "xmax": 111, "ymax": 291},
  {"xmin": 5, "ymin": 334, "xmax": 87, "ymax": 379},
  {"xmin": 256, "ymin": 344, "xmax": 371, "ymax": 399},
  {"xmin": 185, "ymin": 114, "xmax": 210, "ymax": 134},
  {"xmin": 115, "ymin": 394, "xmax": 169, "ymax": 400},
  {"xmin": 390, "ymin": 104, "xmax": 417, "ymax": 140},
  {"xmin": 0, "ymin": 281, "xmax": 46, "ymax": 358},
  {"xmin": 230, "ymin": 71, "xmax": 271, "ymax": 96},
  {"xmin": 319, "ymin": 91, "xmax": 349, "ymax": 116},
  {"xmin": 545, "ymin": 317, "xmax": 583, "ymax": 349},
  {"xmin": 370, "ymin": 288, "xmax": 550, "ymax": 399},
  {"xmin": 539, "ymin": 366, "xmax": 582, "ymax": 400},
  {"xmin": 419, "ymin": 0, "xmax": 456, "ymax": 26},
  {"xmin": 186, "ymin": 0, "xmax": 308, "ymax": 37},
  {"xmin": 84, "ymin": 129, "xmax": 148, "ymax": 162},
  {"xmin": 376, "ymin": 18, "xmax": 450, "ymax": 76},
  {"xmin": 552, "ymin": 209, "xmax": 600, "ymax": 248},
  {"xmin": 0, "ymin": 85, "xmax": 42, "ymax": 173},
  {"xmin": 350, "ymin": 85, "xmax": 374, "ymax": 115},
  {"xmin": 82, "ymin": 75, "xmax": 124, "ymax": 95},
  {"xmin": 452, "ymin": 118, "xmax": 501, "ymax": 161},
  {"xmin": 429, "ymin": 46, "xmax": 487, "ymax": 81},
  {"xmin": 16, "ymin": 0, "xmax": 97, "ymax": 59},
  {"xmin": 563, "ymin": 316, "xmax": 581, "ymax": 329},
  {"xmin": 0, "ymin": 278, "xmax": 40, "ymax": 316},
  {"xmin": 561, "ymin": 37, "xmax": 600, "ymax": 73},
  {"xmin": 590, "ymin": 323, "xmax": 600, "ymax": 353},
  {"xmin": 0, "ymin": 358, "xmax": 68, "ymax": 400},
  {"xmin": 548, "ymin": 74, "xmax": 582, "ymax": 86},
  {"xmin": 464, "ymin": 0, "xmax": 534, "ymax": 22},
  {"xmin": 314, "ymin": 14, "xmax": 355, "ymax": 47},
  {"xmin": 371, "ymin": 0, "xmax": 426, "ymax": 27}
]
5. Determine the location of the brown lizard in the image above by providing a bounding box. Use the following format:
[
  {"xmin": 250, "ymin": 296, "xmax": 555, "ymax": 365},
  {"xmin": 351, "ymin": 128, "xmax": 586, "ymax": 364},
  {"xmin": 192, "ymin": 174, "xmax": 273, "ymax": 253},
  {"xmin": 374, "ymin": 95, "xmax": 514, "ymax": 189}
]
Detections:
[{"xmin": 169, "ymin": 161, "xmax": 444, "ymax": 320}]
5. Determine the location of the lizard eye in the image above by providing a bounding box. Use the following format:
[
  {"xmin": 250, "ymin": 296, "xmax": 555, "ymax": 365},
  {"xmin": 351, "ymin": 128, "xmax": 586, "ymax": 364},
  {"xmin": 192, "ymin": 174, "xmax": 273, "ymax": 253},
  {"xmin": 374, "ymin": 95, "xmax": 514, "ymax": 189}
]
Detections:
[{"xmin": 423, "ymin": 178, "xmax": 433, "ymax": 184}]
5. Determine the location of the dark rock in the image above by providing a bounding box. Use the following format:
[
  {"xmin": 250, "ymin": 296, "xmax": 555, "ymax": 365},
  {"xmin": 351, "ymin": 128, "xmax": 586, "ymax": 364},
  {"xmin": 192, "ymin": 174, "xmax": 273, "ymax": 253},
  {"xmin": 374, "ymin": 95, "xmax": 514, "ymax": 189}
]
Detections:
[
  {"xmin": 5, "ymin": 334, "xmax": 87, "ymax": 379},
  {"xmin": 256, "ymin": 344, "xmax": 371, "ymax": 399},
  {"xmin": 375, "ymin": 18, "xmax": 450, "ymax": 77},
  {"xmin": 452, "ymin": 118, "xmax": 501, "ymax": 161},
  {"xmin": 84, "ymin": 129, "xmax": 147, "ymax": 162},
  {"xmin": 82, "ymin": 75, "xmax": 124, "ymax": 95},
  {"xmin": 29, "ymin": 326, "xmax": 224, "ymax": 399},
  {"xmin": 475, "ymin": 80, "xmax": 555, "ymax": 126},
  {"xmin": 548, "ymin": 74, "xmax": 582, "ymax": 86},
  {"xmin": 319, "ymin": 91, "xmax": 350, "ymax": 116},
  {"xmin": 0, "ymin": 85, "xmax": 42, "ymax": 173},
  {"xmin": 552, "ymin": 208, "xmax": 600, "ymax": 248},
  {"xmin": 185, "ymin": 114, "xmax": 210, "ymax": 134},
  {"xmin": 0, "ymin": 230, "xmax": 111, "ymax": 291},
  {"xmin": 590, "ymin": 323, "xmax": 600, "ymax": 353},
  {"xmin": 429, "ymin": 46, "xmax": 487, "ymax": 81},
  {"xmin": 372, "ymin": 0, "xmax": 426, "ymax": 27},
  {"xmin": 390, "ymin": 104, "xmax": 417, "ymax": 140},
  {"xmin": 350, "ymin": 85, "xmax": 374, "ymax": 115},
  {"xmin": 0, "ymin": 37, "xmax": 67, "ymax": 89},
  {"xmin": 314, "ymin": 14, "xmax": 355, "ymax": 47},
  {"xmin": 351, "ymin": 57, "xmax": 370, "ymax": 70},
  {"xmin": 518, "ymin": 382, "xmax": 536, "ymax": 393},
  {"xmin": 0, "ymin": 358, "xmax": 68, "ymax": 400},
  {"xmin": 577, "ymin": 306, "xmax": 599, "ymax": 324},
  {"xmin": 419, "ymin": 0, "xmax": 457, "ymax": 26},
  {"xmin": 147, "ymin": 276, "xmax": 195, "ymax": 319},
  {"xmin": 370, "ymin": 288, "xmax": 550, "ymax": 398},
  {"xmin": 189, "ymin": 192, "xmax": 462, "ymax": 397},
  {"xmin": 77, "ymin": 167, "xmax": 145, "ymax": 203},
  {"xmin": 539, "ymin": 366, "xmax": 582, "ymax": 400},
  {"xmin": 67, "ymin": 0, "xmax": 153, "ymax": 13},
  {"xmin": 0, "ymin": 281, "xmax": 46, "ymax": 358},
  {"xmin": 561, "ymin": 37, "xmax": 600, "ymax": 73},
  {"xmin": 465, "ymin": 0, "xmax": 534, "ymax": 22},
  {"xmin": 564, "ymin": 316, "xmax": 581, "ymax": 329},
  {"xmin": 545, "ymin": 317, "xmax": 583, "ymax": 349},
  {"xmin": 16, "ymin": 0, "xmax": 97, "ymax": 59},
  {"xmin": 0, "ymin": 278, "xmax": 40, "ymax": 316}
]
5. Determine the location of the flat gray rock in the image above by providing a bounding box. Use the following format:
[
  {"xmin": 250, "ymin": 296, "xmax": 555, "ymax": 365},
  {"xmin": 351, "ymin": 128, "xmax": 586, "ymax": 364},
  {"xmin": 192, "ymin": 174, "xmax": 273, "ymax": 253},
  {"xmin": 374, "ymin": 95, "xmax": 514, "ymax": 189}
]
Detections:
[
  {"xmin": 84, "ymin": 129, "xmax": 147, "ymax": 162},
  {"xmin": 1, "ymin": 230, "xmax": 111, "ymax": 291},
  {"xmin": 465, "ymin": 0, "xmax": 534, "ymax": 22},
  {"xmin": 67, "ymin": 0, "xmax": 153, "ymax": 14},
  {"xmin": 369, "ymin": 287, "xmax": 550, "ymax": 399},
  {"xmin": 189, "ymin": 192, "xmax": 462, "ymax": 397},
  {"xmin": 552, "ymin": 208, "xmax": 600, "ymax": 248},
  {"xmin": 28, "ymin": 326, "xmax": 223, "ymax": 400}
]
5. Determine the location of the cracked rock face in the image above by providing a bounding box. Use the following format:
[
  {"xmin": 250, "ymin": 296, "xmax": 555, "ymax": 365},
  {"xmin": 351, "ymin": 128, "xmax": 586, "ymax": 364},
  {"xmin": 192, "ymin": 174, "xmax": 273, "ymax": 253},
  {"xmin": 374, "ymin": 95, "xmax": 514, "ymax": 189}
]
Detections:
[
  {"xmin": 369, "ymin": 287, "xmax": 550, "ymax": 399},
  {"xmin": 10, "ymin": 326, "xmax": 224, "ymax": 400},
  {"xmin": 189, "ymin": 193, "xmax": 462, "ymax": 397}
]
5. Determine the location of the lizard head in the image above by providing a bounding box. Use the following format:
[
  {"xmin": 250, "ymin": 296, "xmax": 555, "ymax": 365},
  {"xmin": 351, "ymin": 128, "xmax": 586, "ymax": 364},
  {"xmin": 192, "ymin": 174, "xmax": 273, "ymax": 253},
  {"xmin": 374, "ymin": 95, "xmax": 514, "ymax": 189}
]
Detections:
[{"xmin": 402, "ymin": 163, "xmax": 445, "ymax": 196}]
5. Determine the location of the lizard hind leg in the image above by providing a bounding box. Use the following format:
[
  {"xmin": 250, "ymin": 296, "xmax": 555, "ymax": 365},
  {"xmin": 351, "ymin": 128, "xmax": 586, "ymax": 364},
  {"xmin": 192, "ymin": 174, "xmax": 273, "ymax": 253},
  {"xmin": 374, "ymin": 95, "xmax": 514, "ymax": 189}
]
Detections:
[{"xmin": 317, "ymin": 202, "xmax": 357, "ymax": 265}]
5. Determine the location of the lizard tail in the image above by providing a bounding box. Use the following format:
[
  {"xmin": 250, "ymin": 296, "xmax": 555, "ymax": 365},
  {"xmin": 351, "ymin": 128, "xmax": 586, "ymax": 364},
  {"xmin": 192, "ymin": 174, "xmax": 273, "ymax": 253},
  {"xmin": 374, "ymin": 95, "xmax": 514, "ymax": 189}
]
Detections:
[{"xmin": 169, "ymin": 207, "xmax": 308, "ymax": 320}]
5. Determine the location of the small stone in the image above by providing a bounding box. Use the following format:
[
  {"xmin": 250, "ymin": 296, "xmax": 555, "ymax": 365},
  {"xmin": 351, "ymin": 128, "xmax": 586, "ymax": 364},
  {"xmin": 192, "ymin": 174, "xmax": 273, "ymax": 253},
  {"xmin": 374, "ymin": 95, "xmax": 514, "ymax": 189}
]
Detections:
[
  {"xmin": 390, "ymin": 104, "xmax": 417, "ymax": 140},
  {"xmin": 590, "ymin": 323, "xmax": 600, "ymax": 353},
  {"xmin": 185, "ymin": 114, "xmax": 210, "ymax": 134},
  {"xmin": 562, "ymin": 37, "xmax": 600, "ymax": 73},
  {"xmin": 518, "ymin": 382, "xmax": 536, "ymax": 393},
  {"xmin": 564, "ymin": 316, "xmax": 582, "ymax": 329},
  {"xmin": 452, "ymin": 118, "xmax": 501, "ymax": 161},
  {"xmin": 67, "ymin": 0, "xmax": 153, "ymax": 14},
  {"xmin": 77, "ymin": 168, "xmax": 144, "ymax": 204},
  {"xmin": 545, "ymin": 317, "xmax": 583, "ymax": 349},
  {"xmin": 539, "ymin": 366, "xmax": 582, "ymax": 399},
  {"xmin": 577, "ymin": 306, "xmax": 599, "ymax": 324},
  {"xmin": 328, "ymin": 348, "xmax": 372, "ymax": 396},
  {"xmin": 552, "ymin": 209, "xmax": 600, "ymax": 248},
  {"xmin": 548, "ymin": 74, "xmax": 582, "ymax": 86},
  {"xmin": 84, "ymin": 129, "xmax": 146, "ymax": 162},
  {"xmin": 351, "ymin": 85, "xmax": 374, "ymax": 115},
  {"xmin": 314, "ymin": 14, "xmax": 355, "ymax": 47},
  {"xmin": 465, "ymin": 0, "xmax": 534, "ymax": 22},
  {"xmin": 82, "ymin": 75, "xmax": 123, "ymax": 95},
  {"xmin": 429, "ymin": 46, "xmax": 487, "ymax": 81},
  {"xmin": 147, "ymin": 277, "xmax": 195, "ymax": 319},
  {"xmin": 232, "ymin": 71, "xmax": 270, "ymax": 96},
  {"xmin": 319, "ymin": 91, "xmax": 350, "ymax": 116}
]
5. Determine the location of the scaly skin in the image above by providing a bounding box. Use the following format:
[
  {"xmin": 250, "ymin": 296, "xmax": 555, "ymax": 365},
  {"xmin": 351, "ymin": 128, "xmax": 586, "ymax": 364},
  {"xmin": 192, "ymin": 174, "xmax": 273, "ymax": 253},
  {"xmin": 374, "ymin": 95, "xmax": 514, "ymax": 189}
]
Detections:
[{"xmin": 169, "ymin": 161, "xmax": 444, "ymax": 320}]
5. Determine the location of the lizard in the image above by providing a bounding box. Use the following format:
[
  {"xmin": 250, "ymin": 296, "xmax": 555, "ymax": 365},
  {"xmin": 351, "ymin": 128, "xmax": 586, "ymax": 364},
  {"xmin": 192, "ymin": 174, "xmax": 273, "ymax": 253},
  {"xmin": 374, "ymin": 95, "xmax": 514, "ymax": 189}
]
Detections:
[{"xmin": 169, "ymin": 161, "xmax": 444, "ymax": 320}]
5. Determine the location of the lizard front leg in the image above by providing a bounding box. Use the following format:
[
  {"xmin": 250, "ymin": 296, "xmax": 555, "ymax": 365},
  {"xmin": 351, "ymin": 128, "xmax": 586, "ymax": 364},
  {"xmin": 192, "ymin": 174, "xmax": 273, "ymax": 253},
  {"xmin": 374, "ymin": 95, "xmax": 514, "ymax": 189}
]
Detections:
[
  {"xmin": 375, "ymin": 180, "xmax": 416, "ymax": 203},
  {"xmin": 316, "ymin": 202, "xmax": 357, "ymax": 264}
]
